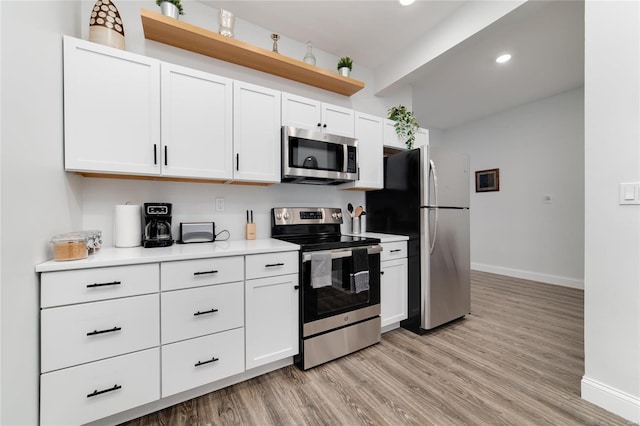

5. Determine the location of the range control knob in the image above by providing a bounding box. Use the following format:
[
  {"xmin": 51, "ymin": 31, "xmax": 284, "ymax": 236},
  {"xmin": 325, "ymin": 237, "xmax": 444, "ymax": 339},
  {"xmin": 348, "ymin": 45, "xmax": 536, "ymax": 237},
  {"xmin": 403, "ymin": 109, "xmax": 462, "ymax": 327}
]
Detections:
[
  {"xmin": 283, "ymin": 212, "xmax": 291, "ymax": 220},
  {"xmin": 331, "ymin": 212, "xmax": 338, "ymax": 219},
  {"xmin": 275, "ymin": 213, "xmax": 282, "ymax": 220}
]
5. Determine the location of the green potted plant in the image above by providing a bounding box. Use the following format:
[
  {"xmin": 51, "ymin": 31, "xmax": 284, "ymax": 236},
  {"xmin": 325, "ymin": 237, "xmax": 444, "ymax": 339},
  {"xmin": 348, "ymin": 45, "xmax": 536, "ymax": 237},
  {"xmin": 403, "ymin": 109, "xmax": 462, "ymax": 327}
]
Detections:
[
  {"xmin": 388, "ymin": 105, "xmax": 419, "ymax": 149},
  {"xmin": 337, "ymin": 56, "xmax": 353, "ymax": 77},
  {"xmin": 156, "ymin": 0, "xmax": 184, "ymax": 18}
]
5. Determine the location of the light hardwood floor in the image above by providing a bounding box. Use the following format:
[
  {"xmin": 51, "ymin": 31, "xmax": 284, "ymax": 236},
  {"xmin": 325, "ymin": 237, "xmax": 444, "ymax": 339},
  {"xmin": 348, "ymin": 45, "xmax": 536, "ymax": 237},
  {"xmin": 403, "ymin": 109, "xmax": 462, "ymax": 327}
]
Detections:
[{"xmin": 123, "ymin": 271, "xmax": 634, "ymax": 426}]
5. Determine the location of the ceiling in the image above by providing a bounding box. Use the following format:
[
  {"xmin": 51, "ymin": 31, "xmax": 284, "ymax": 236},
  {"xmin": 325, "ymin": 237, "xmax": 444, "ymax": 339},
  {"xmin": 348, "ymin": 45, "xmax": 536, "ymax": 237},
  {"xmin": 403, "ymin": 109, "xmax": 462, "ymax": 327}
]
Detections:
[{"xmin": 199, "ymin": 0, "xmax": 584, "ymax": 130}]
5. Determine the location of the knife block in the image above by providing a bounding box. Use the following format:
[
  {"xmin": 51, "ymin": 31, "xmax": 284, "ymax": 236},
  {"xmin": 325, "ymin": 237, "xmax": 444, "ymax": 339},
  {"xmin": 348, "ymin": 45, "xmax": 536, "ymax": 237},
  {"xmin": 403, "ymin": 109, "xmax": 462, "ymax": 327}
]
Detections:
[{"xmin": 245, "ymin": 223, "xmax": 256, "ymax": 240}]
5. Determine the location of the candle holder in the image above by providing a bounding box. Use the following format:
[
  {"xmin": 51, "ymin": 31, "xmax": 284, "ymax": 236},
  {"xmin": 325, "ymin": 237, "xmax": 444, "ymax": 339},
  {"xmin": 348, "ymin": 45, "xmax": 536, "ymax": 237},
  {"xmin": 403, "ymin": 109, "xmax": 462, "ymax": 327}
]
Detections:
[
  {"xmin": 271, "ymin": 33, "xmax": 280, "ymax": 53},
  {"xmin": 218, "ymin": 9, "xmax": 235, "ymax": 38}
]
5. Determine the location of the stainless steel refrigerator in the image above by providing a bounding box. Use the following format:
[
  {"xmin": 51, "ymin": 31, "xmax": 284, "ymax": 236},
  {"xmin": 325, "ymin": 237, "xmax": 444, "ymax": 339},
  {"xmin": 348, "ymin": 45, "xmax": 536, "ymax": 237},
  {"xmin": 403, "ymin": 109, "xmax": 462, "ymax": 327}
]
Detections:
[{"xmin": 366, "ymin": 146, "xmax": 470, "ymax": 333}]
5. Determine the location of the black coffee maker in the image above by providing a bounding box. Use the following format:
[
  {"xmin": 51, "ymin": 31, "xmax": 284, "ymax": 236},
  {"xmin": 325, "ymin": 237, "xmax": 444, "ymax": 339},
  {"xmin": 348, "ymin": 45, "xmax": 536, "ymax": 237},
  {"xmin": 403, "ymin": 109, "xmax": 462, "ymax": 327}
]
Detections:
[{"xmin": 142, "ymin": 203, "xmax": 173, "ymax": 248}]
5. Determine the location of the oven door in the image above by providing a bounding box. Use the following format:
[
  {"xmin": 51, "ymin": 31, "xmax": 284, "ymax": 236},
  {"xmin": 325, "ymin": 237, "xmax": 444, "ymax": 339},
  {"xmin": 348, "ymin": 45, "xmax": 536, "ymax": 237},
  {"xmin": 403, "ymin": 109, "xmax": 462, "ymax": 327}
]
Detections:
[{"xmin": 301, "ymin": 245, "xmax": 381, "ymax": 333}]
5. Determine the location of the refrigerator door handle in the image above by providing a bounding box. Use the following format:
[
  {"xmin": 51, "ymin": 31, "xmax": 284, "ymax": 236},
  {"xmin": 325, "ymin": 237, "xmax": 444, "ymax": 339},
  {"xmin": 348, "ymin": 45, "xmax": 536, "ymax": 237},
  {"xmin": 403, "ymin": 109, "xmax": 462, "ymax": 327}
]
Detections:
[{"xmin": 430, "ymin": 159, "xmax": 438, "ymax": 255}]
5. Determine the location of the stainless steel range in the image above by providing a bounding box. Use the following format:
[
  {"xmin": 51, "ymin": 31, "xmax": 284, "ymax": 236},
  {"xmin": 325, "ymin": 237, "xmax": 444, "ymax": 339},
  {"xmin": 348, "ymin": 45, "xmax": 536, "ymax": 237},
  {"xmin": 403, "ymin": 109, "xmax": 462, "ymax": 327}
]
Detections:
[{"xmin": 271, "ymin": 207, "xmax": 382, "ymax": 370}]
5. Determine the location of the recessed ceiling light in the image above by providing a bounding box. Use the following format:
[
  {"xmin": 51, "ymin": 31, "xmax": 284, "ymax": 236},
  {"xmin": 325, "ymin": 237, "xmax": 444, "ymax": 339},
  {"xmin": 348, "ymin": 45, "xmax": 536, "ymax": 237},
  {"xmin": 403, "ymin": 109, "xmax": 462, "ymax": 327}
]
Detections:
[
  {"xmin": 399, "ymin": 0, "xmax": 415, "ymax": 6},
  {"xmin": 496, "ymin": 54, "xmax": 512, "ymax": 64}
]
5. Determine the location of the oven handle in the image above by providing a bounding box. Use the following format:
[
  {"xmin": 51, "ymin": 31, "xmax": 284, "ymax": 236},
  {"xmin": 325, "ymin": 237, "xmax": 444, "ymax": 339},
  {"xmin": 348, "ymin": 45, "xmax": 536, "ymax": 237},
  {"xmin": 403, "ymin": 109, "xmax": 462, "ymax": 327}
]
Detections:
[{"xmin": 302, "ymin": 244, "xmax": 382, "ymax": 263}]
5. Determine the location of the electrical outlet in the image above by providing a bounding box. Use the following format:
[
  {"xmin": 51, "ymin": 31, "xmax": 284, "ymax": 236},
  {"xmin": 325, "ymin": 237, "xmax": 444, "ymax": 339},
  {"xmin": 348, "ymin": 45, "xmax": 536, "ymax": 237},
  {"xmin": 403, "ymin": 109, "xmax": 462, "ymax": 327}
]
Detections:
[{"xmin": 215, "ymin": 197, "xmax": 225, "ymax": 211}]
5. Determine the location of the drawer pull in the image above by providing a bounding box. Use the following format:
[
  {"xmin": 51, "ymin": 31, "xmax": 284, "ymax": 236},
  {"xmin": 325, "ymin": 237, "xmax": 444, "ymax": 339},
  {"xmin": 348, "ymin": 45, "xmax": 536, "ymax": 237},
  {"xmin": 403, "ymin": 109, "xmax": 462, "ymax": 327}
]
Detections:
[
  {"xmin": 86, "ymin": 280, "xmax": 122, "ymax": 288},
  {"xmin": 86, "ymin": 326, "xmax": 122, "ymax": 336},
  {"xmin": 87, "ymin": 384, "xmax": 121, "ymax": 398},
  {"xmin": 195, "ymin": 356, "xmax": 219, "ymax": 367},
  {"xmin": 193, "ymin": 308, "xmax": 219, "ymax": 316},
  {"xmin": 390, "ymin": 249, "xmax": 402, "ymax": 253},
  {"xmin": 193, "ymin": 270, "xmax": 219, "ymax": 276},
  {"xmin": 265, "ymin": 263, "xmax": 284, "ymax": 268}
]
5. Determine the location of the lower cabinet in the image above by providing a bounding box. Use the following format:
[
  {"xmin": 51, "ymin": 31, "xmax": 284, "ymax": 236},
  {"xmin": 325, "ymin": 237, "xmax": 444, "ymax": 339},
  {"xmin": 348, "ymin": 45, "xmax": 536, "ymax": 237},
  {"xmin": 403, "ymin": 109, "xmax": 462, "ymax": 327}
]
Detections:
[
  {"xmin": 40, "ymin": 348, "xmax": 160, "ymax": 426},
  {"xmin": 380, "ymin": 241, "xmax": 408, "ymax": 329},
  {"xmin": 245, "ymin": 273, "xmax": 299, "ymax": 370},
  {"xmin": 161, "ymin": 328, "xmax": 245, "ymax": 397}
]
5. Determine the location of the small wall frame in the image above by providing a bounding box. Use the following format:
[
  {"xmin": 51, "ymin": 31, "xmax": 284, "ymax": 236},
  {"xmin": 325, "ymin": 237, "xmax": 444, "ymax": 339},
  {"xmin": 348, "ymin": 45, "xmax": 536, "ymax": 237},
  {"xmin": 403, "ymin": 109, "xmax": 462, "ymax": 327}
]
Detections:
[{"xmin": 475, "ymin": 168, "xmax": 500, "ymax": 192}]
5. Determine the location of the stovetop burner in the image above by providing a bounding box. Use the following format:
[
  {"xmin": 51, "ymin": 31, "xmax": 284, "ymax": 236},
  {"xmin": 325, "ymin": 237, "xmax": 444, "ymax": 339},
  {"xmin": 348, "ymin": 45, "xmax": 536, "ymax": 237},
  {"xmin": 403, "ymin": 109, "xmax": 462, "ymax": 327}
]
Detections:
[{"xmin": 271, "ymin": 207, "xmax": 380, "ymax": 251}]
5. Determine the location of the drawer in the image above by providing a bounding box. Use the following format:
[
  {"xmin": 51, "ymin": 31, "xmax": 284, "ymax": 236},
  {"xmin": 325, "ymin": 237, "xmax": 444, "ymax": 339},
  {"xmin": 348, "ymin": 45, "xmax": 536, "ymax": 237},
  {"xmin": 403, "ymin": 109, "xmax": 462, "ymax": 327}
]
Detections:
[
  {"xmin": 245, "ymin": 251, "xmax": 298, "ymax": 280},
  {"xmin": 161, "ymin": 256, "xmax": 244, "ymax": 291},
  {"xmin": 161, "ymin": 327, "xmax": 245, "ymax": 398},
  {"xmin": 41, "ymin": 264, "xmax": 159, "ymax": 308},
  {"xmin": 161, "ymin": 282, "xmax": 244, "ymax": 344},
  {"xmin": 380, "ymin": 241, "xmax": 408, "ymax": 262},
  {"xmin": 40, "ymin": 347, "xmax": 160, "ymax": 426},
  {"xmin": 41, "ymin": 294, "xmax": 159, "ymax": 373}
]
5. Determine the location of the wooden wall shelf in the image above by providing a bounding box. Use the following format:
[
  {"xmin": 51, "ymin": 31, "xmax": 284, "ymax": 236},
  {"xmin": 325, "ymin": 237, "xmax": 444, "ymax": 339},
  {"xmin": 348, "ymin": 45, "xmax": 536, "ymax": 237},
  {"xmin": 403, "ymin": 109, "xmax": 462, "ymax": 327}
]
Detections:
[{"xmin": 140, "ymin": 9, "xmax": 365, "ymax": 96}]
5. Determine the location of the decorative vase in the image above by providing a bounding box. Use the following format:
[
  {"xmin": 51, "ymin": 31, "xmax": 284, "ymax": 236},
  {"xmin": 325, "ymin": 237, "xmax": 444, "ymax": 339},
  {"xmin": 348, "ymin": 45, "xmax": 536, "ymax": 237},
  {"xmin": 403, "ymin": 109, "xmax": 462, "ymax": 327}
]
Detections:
[
  {"xmin": 218, "ymin": 9, "xmax": 235, "ymax": 38},
  {"xmin": 303, "ymin": 42, "xmax": 316, "ymax": 66},
  {"xmin": 88, "ymin": 0, "xmax": 125, "ymax": 50},
  {"xmin": 338, "ymin": 67, "xmax": 350, "ymax": 77},
  {"xmin": 160, "ymin": 1, "xmax": 180, "ymax": 19}
]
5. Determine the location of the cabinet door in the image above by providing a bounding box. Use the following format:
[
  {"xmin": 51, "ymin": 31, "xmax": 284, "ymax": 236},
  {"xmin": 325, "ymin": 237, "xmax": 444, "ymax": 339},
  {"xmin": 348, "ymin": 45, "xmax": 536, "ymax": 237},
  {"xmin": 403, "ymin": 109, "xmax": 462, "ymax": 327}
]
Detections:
[
  {"xmin": 233, "ymin": 82, "xmax": 281, "ymax": 183},
  {"xmin": 161, "ymin": 64, "xmax": 233, "ymax": 180},
  {"xmin": 321, "ymin": 103, "xmax": 355, "ymax": 137},
  {"xmin": 380, "ymin": 258, "xmax": 408, "ymax": 328},
  {"xmin": 384, "ymin": 119, "xmax": 406, "ymax": 150},
  {"xmin": 341, "ymin": 112, "xmax": 383, "ymax": 190},
  {"xmin": 63, "ymin": 36, "xmax": 160, "ymax": 175},
  {"xmin": 281, "ymin": 92, "xmax": 322, "ymax": 131},
  {"xmin": 245, "ymin": 274, "xmax": 299, "ymax": 369},
  {"xmin": 414, "ymin": 127, "xmax": 430, "ymax": 148}
]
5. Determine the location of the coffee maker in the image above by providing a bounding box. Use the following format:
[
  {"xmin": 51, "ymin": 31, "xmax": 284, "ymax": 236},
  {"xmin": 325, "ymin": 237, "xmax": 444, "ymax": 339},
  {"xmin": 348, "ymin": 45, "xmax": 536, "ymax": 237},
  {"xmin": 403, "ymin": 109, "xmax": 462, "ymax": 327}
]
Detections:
[{"xmin": 142, "ymin": 203, "xmax": 173, "ymax": 248}]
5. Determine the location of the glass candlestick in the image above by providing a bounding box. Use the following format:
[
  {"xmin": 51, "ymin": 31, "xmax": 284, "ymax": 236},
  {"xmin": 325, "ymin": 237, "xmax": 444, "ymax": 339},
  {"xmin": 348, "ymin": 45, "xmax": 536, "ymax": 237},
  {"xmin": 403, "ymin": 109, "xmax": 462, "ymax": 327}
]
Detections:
[
  {"xmin": 271, "ymin": 33, "xmax": 280, "ymax": 53},
  {"xmin": 303, "ymin": 41, "xmax": 316, "ymax": 65},
  {"xmin": 218, "ymin": 9, "xmax": 235, "ymax": 38}
]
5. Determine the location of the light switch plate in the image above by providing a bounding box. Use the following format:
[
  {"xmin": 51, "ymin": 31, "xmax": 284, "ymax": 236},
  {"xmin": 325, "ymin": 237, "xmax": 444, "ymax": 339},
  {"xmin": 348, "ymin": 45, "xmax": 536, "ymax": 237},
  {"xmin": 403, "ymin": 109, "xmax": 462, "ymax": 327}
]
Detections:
[{"xmin": 619, "ymin": 182, "xmax": 640, "ymax": 205}]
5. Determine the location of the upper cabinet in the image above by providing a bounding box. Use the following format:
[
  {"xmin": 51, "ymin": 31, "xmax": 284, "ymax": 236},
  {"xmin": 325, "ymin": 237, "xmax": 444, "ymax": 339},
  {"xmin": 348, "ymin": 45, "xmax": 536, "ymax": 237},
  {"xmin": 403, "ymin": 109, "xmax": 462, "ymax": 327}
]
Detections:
[
  {"xmin": 63, "ymin": 36, "xmax": 161, "ymax": 176},
  {"xmin": 233, "ymin": 82, "xmax": 282, "ymax": 184},
  {"xmin": 340, "ymin": 112, "xmax": 383, "ymax": 190},
  {"xmin": 282, "ymin": 93, "xmax": 354, "ymax": 138},
  {"xmin": 414, "ymin": 127, "xmax": 430, "ymax": 148},
  {"xmin": 384, "ymin": 119, "xmax": 429, "ymax": 151},
  {"xmin": 161, "ymin": 63, "xmax": 233, "ymax": 180}
]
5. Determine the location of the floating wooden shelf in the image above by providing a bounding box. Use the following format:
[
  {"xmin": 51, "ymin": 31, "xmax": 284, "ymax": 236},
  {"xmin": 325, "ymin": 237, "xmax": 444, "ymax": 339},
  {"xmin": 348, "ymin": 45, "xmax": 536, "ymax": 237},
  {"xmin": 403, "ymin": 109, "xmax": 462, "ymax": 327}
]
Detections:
[{"xmin": 140, "ymin": 9, "xmax": 365, "ymax": 96}]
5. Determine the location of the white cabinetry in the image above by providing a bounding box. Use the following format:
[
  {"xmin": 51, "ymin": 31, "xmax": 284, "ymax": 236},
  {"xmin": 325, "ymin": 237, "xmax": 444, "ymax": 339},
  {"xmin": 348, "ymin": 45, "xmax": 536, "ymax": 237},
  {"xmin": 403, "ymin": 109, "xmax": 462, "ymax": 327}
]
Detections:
[
  {"xmin": 245, "ymin": 251, "xmax": 299, "ymax": 370},
  {"xmin": 384, "ymin": 119, "xmax": 405, "ymax": 150},
  {"xmin": 39, "ymin": 264, "xmax": 161, "ymax": 425},
  {"xmin": 414, "ymin": 127, "xmax": 430, "ymax": 148},
  {"xmin": 63, "ymin": 36, "xmax": 160, "ymax": 175},
  {"xmin": 282, "ymin": 92, "xmax": 354, "ymax": 137},
  {"xmin": 233, "ymin": 81, "xmax": 282, "ymax": 183},
  {"xmin": 161, "ymin": 63, "xmax": 233, "ymax": 180},
  {"xmin": 380, "ymin": 241, "xmax": 408, "ymax": 330},
  {"xmin": 340, "ymin": 112, "xmax": 383, "ymax": 190}
]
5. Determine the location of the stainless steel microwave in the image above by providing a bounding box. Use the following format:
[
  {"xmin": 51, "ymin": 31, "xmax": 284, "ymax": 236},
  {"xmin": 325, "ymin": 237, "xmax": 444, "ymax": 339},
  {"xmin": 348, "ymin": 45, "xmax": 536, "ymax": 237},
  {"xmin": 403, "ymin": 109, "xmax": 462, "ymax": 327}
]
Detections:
[{"xmin": 281, "ymin": 126, "xmax": 358, "ymax": 185}]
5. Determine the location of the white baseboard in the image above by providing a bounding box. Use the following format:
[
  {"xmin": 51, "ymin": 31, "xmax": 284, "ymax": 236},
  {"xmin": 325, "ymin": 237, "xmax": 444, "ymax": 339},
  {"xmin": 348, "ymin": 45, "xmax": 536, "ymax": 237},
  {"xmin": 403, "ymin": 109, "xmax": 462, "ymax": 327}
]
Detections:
[
  {"xmin": 471, "ymin": 262, "xmax": 584, "ymax": 289},
  {"xmin": 581, "ymin": 376, "xmax": 640, "ymax": 423}
]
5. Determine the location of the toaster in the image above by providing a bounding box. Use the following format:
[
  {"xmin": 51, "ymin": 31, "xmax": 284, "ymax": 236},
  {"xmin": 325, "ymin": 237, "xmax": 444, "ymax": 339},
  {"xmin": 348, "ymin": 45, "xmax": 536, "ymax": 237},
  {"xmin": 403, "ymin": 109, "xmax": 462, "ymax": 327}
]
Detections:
[{"xmin": 178, "ymin": 222, "xmax": 215, "ymax": 243}]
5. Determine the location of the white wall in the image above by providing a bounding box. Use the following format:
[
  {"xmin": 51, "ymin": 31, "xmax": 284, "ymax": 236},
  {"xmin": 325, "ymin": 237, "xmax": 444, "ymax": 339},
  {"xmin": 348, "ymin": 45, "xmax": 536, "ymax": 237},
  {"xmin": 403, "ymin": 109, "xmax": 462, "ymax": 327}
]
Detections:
[
  {"xmin": 436, "ymin": 88, "xmax": 585, "ymax": 288},
  {"xmin": 582, "ymin": 1, "xmax": 640, "ymax": 422},
  {"xmin": 0, "ymin": 2, "xmax": 405, "ymax": 423},
  {"xmin": 1, "ymin": 2, "xmax": 83, "ymax": 425}
]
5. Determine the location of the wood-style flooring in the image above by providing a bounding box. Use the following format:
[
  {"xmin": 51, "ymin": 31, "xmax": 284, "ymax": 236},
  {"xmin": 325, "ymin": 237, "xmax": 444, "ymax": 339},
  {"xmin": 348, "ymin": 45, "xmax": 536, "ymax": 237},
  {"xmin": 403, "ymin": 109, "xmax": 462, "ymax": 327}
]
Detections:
[{"xmin": 123, "ymin": 271, "xmax": 634, "ymax": 426}]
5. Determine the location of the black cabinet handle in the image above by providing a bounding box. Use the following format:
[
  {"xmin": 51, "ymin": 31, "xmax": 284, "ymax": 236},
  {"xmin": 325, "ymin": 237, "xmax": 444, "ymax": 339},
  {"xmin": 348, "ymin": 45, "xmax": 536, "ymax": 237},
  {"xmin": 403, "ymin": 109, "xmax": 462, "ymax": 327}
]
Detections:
[
  {"xmin": 380, "ymin": 271, "xmax": 385, "ymax": 275},
  {"xmin": 87, "ymin": 384, "xmax": 121, "ymax": 398},
  {"xmin": 194, "ymin": 308, "xmax": 218, "ymax": 316},
  {"xmin": 294, "ymin": 285, "xmax": 299, "ymax": 290},
  {"xmin": 193, "ymin": 270, "xmax": 218, "ymax": 276},
  {"xmin": 322, "ymin": 123, "xmax": 327, "ymax": 128},
  {"xmin": 236, "ymin": 153, "xmax": 239, "ymax": 171},
  {"xmin": 164, "ymin": 145, "xmax": 168, "ymax": 166},
  {"xmin": 390, "ymin": 249, "xmax": 402, "ymax": 253},
  {"xmin": 87, "ymin": 326, "xmax": 121, "ymax": 336},
  {"xmin": 86, "ymin": 281, "xmax": 121, "ymax": 288},
  {"xmin": 195, "ymin": 357, "xmax": 219, "ymax": 367},
  {"xmin": 265, "ymin": 263, "xmax": 284, "ymax": 268},
  {"xmin": 153, "ymin": 144, "xmax": 157, "ymax": 165},
  {"xmin": 317, "ymin": 122, "xmax": 321, "ymax": 127}
]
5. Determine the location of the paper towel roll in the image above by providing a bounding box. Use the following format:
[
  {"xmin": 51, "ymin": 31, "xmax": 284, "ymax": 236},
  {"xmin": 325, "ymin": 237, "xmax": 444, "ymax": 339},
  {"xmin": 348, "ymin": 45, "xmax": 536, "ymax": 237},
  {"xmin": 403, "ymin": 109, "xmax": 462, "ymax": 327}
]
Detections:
[{"xmin": 114, "ymin": 204, "xmax": 142, "ymax": 247}]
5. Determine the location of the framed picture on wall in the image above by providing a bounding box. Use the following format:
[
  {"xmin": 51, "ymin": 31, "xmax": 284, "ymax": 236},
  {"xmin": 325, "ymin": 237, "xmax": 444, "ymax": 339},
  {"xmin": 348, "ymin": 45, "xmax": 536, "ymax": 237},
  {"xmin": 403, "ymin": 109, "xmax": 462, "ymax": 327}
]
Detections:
[{"xmin": 475, "ymin": 168, "xmax": 500, "ymax": 192}]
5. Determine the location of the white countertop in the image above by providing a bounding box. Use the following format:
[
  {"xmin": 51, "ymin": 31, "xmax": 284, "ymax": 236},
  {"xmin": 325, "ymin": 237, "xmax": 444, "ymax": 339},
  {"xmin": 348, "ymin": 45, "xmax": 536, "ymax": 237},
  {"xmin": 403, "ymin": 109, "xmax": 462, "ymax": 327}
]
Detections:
[
  {"xmin": 346, "ymin": 232, "xmax": 409, "ymax": 243},
  {"xmin": 36, "ymin": 238, "xmax": 300, "ymax": 273}
]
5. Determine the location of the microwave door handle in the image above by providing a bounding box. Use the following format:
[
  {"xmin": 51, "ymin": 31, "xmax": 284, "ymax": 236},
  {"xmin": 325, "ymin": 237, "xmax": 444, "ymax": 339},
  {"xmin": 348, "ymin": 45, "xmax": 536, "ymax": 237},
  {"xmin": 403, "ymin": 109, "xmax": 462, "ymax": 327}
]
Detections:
[{"xmin": 343, "ymin": 144, "xmax": 349, "ymax": 173}]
